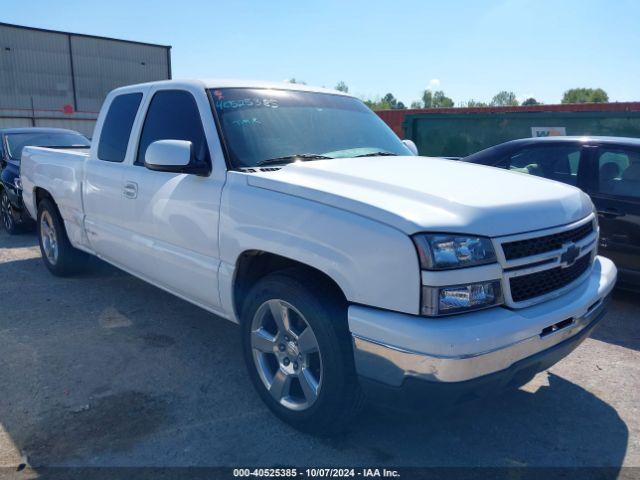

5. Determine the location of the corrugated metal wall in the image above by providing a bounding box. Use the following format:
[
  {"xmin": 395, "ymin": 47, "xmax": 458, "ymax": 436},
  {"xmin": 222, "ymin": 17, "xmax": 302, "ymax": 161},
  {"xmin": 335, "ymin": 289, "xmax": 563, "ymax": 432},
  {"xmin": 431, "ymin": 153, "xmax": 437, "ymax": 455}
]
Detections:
[
  {"xmin": 0, "ymin": 23, "xmax": 170, "ymax": 137},
  {"xmin": 71, "ymin": 36, "xmax": 170, "ymax": 112}
]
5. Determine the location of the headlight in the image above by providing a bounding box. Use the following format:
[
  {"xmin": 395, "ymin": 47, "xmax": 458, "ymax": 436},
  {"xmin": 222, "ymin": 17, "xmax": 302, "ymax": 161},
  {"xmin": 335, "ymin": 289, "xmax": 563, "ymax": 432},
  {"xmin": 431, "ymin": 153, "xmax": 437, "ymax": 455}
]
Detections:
[
  {"xmin": 422, "ymin": 280, "xmax": 503, "ymax": 316},
  {"xmin": 413, "ymin": 234, "xmax": 496, "ymax": 270},
  {"xmin": 13, "ymin": 177, "xmax": 22, "ymax": 190}
]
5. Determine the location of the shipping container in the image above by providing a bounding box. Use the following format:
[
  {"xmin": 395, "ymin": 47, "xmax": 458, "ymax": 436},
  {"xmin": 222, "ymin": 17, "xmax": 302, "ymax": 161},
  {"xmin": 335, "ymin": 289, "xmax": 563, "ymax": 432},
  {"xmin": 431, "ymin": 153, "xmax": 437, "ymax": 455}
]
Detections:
[{"xmin": 377, "ymin": 103, "xmax": 640, "ymax": 157}]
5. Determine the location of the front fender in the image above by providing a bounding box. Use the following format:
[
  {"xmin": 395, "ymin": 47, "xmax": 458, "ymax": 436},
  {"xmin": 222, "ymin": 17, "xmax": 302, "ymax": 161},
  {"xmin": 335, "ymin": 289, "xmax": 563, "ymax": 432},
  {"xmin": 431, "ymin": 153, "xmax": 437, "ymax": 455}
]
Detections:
[{"xmin": 219, "ymin": 174, "xmax": 421, "ymax": 321}]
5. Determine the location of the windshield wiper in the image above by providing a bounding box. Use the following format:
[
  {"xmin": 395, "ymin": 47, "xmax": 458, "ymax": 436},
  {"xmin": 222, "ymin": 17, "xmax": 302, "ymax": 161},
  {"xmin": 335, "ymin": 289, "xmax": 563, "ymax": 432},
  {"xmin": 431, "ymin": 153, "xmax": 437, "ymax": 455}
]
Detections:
[
  {"xmin": 256, "ymin": 153, "xmax": 333, "ymax": 167},
  {"xmin": 353, "ymin": 151, "xmax": 398, "ymax": 158}
]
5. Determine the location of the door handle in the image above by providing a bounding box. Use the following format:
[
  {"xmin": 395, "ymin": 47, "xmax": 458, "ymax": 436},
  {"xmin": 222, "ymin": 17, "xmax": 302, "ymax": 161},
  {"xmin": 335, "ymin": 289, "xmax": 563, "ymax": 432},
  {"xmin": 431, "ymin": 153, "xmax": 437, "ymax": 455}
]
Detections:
[
  {"xmin": 597, "ymin": 208, "xmax": 625, "ymax": 219},
  {"xmin": 123, "ymin": 181, "xmax": 138, "ymax": 199}
]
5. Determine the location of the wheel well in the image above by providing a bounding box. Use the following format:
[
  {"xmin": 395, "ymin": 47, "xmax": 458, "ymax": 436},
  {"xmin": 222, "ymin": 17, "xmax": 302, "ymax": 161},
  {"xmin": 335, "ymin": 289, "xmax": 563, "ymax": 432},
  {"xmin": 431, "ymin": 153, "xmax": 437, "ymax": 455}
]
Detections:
[
  {"xmin": 34, "ymin": 187, "xmax": 53, "ymax": 207},
  {"xmin": 233, "ymin": 251, "xmax": 347, "ymax": 318}
]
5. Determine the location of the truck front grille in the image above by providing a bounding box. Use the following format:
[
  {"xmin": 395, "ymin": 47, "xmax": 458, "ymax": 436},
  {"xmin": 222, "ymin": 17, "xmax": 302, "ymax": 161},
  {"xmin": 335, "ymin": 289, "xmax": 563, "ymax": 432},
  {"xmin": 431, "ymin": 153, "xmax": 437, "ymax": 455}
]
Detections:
[
  {"xmin": 502, "ymin": 222, "xmax": 593, "ymax": 261},
  {"xmin": 509, "ymin": 254, "xmax": 591, "ymax": 303}
]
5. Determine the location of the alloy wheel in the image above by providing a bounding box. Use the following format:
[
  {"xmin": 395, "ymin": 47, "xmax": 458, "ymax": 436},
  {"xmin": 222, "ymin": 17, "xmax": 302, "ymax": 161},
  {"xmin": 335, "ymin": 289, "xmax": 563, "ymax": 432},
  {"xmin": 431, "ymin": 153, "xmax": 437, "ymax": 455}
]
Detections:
[
  {"xmin": 251, "ymin": 299, "xmax": 323, "ymax": 411},
  {"xmin": 40, "ymin": 210, "xmax": 59, "ymax": 264},
  {"xmin": 1, "ymin": 191, "xmax": 14, "ymax": 232}
]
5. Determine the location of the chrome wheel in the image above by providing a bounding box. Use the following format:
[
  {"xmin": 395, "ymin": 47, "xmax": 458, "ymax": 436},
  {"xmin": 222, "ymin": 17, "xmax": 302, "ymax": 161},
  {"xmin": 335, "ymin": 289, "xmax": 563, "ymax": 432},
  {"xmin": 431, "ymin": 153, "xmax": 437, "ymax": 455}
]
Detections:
[
  {"xmin": 1, "ymin": 191, "xmax": 14, "ymax": 232},
  {"xmin": 40, "ymin": 210, "xmax": 59, "ymax": 264},
  {"xmin": 251, "ymin": 299, "xmax": 323, "ymax": 411}
]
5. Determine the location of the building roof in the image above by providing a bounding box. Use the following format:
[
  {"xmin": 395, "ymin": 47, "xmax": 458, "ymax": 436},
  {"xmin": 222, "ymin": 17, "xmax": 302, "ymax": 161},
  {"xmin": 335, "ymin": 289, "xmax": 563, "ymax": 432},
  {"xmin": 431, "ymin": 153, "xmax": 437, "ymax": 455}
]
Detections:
[{"xmin": 0, "ymin": 22, "xmax": 170, "ymax": 49}]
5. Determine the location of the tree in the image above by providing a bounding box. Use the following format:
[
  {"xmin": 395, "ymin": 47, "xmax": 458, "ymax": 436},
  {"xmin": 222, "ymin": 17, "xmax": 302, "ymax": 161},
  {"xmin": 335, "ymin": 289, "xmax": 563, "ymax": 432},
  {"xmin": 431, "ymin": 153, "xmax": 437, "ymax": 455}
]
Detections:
[
  {"xmin": 491, "ymin": 91, "xmax": 519, "ymax": 106},
  {"xmin": 422, "ymin": 90, "xmax": 433, "ymax": 108},
  {"xmin": 288, "ymin": 78, "xmax": 306, "ymax": 85},
  {"xmin": 433, "ymin": 91, "xmax": 454, "ymax": 108},
  {"xmin": 522, "ymin": 97, "xmax": 541, "ymax": 106},
  {"xmin": 335, "ymin": 81, "xmax": 349, "ymax": 93},
  {"xmin": 462, "ymin": 99, "xmax": 488, "ymax": 108},
  {"xmin": 410, "ymin": 100, "xmax": 422, "ymax": 109},
  {"xmin": 363, "ymin": 93, "xmax": 406, "ymax": 110},
  {"xmin": 382, "ymin": 93, "xmax": 399, "ymax": 108},
  {"xmin": 418, "ymin": 89, "xmax": 454, "ymax": 108},
  {"xmin": 561, "ymin": 88, "xmax": 609, "ymax": 104},
  {"xmin": 363, "ymin": 96, "xmax": 392, "ymax": 110}
]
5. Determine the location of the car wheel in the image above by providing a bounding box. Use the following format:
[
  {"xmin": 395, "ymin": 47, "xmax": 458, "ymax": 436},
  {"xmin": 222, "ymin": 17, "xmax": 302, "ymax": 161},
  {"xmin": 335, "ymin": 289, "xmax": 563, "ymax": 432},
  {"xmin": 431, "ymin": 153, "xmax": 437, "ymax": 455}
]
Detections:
[
  {"xmin": 37, "ymin": 198, "xmax": 89, "ymax": 276},
  {"xmin": 1, "ymin": 189, "xmax": 19, "ymax": 235},
  {"xmin": 241, "ymin": 269, "xmax": 363, "ymax": 435}
]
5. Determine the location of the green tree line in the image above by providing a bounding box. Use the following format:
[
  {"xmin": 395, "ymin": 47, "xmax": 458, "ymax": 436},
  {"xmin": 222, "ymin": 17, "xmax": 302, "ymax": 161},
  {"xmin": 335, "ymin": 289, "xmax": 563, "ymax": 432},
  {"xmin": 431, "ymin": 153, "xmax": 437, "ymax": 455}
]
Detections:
[{"xmin": 326, "ymin": 81, "xmax": 612, "ymax": 110}]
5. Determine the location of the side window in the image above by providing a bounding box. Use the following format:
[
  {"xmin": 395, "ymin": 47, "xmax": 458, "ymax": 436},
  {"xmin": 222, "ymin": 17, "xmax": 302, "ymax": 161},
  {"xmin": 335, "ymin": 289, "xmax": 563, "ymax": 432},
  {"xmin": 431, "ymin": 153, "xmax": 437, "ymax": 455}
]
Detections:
[
  {"xmin": 506, "ymin": 145, "xmax": 582, "ymax": 186},
  {"xmin": 136, "ymin": 90, "xmax": 210, "ymax": 167},
  {"xmin": 597, "ymin": 148, "xmax": 640, "ymax": 199},
  {"xmin": 97, "ymin": 93, "xmax": 143, "ymax": 162}
]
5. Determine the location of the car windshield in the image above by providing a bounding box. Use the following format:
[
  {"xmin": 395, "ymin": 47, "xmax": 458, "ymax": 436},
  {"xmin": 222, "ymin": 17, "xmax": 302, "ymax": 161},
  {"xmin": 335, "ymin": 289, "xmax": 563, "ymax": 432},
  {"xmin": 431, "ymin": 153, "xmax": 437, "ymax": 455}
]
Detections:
[
  {"xmin": 210, "ymin": 88, "xmax": 412, "ymax": 168},
  {"xmin": 5, "ymin": 132, "xmax": 90, "ymax": 161}
]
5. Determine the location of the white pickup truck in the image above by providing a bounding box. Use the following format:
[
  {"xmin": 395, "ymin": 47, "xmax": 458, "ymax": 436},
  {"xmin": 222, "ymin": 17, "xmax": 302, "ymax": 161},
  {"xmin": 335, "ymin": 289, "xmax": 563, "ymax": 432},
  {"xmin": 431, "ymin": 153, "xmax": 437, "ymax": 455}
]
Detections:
[{"xmin": 21, "ymin": 80, "xmax": 616, "ymax": 434}]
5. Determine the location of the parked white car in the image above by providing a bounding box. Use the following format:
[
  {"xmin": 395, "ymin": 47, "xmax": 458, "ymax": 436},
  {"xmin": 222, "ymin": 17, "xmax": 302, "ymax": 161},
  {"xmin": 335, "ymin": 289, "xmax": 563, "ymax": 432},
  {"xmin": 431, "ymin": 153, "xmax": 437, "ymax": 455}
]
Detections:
[{"xmin": 21, "ymin": 80, "xmax": 616, "ymax": 434}]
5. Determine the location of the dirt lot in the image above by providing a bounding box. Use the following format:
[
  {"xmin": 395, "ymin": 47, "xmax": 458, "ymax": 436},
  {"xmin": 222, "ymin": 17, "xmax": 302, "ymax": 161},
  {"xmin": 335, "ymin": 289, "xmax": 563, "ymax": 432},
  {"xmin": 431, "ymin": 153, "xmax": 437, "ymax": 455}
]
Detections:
[{"xmin": 0, "ymin": 230, "xmax": 639, "ymax": 470}]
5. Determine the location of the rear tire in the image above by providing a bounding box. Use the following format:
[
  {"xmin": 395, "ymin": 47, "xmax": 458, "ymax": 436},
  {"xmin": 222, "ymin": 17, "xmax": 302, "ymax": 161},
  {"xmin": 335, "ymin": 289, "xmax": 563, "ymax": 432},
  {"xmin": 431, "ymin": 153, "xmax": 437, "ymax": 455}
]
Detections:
[
  {"xmin": 241, "ymin": 269, "xmax": 363, "ymax": 435},
  {"xmin": 37, "ymin": 198, "xmax": 89, "ymax": 276},
  {"xmin": 1, "ymin": 189, "xmax": 19, "ymax": 235}
]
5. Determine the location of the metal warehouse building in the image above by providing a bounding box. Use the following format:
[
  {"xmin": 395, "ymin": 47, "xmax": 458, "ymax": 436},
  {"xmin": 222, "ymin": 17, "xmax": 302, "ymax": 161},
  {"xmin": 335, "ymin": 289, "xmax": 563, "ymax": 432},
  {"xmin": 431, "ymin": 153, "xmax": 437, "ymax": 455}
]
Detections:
[{"xmin": 0, "ymin": 23, "xmax": 171, "ymax": 137}]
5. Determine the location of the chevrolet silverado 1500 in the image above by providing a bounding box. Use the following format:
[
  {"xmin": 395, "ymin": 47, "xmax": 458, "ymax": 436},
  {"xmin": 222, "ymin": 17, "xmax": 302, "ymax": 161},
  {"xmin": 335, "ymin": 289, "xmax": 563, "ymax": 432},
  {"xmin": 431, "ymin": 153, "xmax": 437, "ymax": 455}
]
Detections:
[{"xmin": 21, "ymin": 80, "xmax": 617, "ymax": 434}]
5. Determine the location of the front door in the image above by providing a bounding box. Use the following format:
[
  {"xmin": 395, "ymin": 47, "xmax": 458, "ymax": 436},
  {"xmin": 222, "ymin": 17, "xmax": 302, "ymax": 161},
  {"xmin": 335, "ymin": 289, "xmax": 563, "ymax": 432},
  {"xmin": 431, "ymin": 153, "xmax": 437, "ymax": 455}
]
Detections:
[{"xmin": 120, "ymin": 88, "xmax": 224, "ymax": 311}]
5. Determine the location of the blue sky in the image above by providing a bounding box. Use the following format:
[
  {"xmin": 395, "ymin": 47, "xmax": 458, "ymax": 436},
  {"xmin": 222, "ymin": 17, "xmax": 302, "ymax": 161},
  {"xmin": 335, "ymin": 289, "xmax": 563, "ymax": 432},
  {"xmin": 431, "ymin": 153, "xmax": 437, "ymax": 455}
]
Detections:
[{"xmin": 3, "ymin": 0, "xmax": 639, "ymax": 106}]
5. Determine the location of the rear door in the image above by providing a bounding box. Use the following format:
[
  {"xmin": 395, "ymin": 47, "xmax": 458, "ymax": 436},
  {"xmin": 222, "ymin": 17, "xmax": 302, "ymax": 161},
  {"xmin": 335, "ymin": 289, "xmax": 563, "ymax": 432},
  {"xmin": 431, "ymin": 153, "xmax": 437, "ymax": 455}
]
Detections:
[
  {"xmin": 83, "ymin": 91, "xmax": 144, "ymax": 262},
  {"xmin": 588, "ymin": 145, "xmax": 640, "ymax": 278}
]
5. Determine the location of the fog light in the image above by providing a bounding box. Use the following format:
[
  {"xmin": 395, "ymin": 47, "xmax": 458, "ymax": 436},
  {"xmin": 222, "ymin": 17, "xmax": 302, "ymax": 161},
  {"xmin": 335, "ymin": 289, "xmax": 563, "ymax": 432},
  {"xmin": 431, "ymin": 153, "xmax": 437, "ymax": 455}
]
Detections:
[{"xmin": 422, "ymin": 280, "xmax": 502, "ymax": 316}]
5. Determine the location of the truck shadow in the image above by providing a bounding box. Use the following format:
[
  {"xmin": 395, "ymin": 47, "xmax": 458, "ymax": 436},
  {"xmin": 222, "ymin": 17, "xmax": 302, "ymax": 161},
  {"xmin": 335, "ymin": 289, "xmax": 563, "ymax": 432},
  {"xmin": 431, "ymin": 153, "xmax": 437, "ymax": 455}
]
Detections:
[
  {"xmin": 0, "ymin": 254, "xmax": 631, "ymax": 471},
  {"xmin": 590, "ymin": 289, "xmax": 640, "ymax": 352},
  {"xmin": 341, "ymin": 373, "xmax": 628, "ymax": 468}
]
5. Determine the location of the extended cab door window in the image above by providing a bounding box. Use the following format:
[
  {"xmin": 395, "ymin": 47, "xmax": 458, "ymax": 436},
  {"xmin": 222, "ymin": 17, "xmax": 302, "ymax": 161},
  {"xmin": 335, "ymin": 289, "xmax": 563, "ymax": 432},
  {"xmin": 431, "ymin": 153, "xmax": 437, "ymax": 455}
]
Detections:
[
  {"xmin": 97, "ymin": 93, "xmax": 143, "ymax": 162},
  {"xmin": 501, "ymin": 144, "xmax": 583, "ymax": 187},
  {"xmin": 135, "ymin": 90, "xmax": 211, "ymax": 172}
]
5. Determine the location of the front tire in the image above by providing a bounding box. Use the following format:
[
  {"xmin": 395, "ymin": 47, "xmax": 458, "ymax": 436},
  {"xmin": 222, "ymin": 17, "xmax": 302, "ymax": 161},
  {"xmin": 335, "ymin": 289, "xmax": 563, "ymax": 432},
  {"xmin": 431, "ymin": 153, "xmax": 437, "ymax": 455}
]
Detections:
[
  {"xmin": 1, "ymin": 189, "xmax": 19, "ymax": 235},
  {"xmin": 241, "ymin": 270, "xmax": 363, "ymax": 435},
  {"xmin": 37, "ymin": 198, "xmax": 89, "ymax": 276}
]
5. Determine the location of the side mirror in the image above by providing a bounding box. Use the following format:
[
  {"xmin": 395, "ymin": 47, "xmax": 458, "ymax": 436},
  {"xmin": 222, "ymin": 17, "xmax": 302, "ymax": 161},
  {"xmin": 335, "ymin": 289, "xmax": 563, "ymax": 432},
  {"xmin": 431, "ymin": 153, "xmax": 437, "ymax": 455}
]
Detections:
[
  {"xmin": 402, "ymin": 139, "xmax": 419, "ymax": 156},
  {"xmin": 144, "ymin": 140, "xmax": 209, "ymax": 175}
]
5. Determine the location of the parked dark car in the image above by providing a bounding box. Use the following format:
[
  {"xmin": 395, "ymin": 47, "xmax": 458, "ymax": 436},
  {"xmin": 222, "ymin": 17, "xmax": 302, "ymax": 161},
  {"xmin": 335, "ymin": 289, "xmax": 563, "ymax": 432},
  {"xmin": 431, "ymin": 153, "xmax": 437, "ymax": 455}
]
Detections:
[
  {"xmin": 464, "ymin": 136, "xmax": 640, "ymax": 289},
  {"xmin": 0, "ymin": 128, "xmax": 90, "ymax": 234}
]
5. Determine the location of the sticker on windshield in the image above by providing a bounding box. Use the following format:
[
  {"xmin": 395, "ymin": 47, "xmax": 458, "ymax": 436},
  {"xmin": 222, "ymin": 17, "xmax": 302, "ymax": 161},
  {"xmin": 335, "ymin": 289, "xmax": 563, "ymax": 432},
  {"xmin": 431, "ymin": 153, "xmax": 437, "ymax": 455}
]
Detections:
[{"xmin": 215, "ymin": 97, "xmax": 279, "ymax": 110}]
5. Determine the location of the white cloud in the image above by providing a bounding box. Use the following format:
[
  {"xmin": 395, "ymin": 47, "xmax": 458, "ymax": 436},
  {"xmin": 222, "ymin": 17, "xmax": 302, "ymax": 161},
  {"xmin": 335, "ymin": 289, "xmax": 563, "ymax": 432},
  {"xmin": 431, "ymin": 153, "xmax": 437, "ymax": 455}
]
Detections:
[{"xmin": 428, "ymin": 78, "xmax": 441, "ymax": 89}]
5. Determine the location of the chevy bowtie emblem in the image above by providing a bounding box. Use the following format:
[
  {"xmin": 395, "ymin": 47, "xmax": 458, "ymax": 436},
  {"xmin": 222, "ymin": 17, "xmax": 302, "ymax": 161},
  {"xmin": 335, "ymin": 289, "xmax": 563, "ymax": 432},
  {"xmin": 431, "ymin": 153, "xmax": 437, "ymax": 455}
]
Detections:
[{"xmin": 560, "ymin": 244, "xmax": 580, "ymax": 267}]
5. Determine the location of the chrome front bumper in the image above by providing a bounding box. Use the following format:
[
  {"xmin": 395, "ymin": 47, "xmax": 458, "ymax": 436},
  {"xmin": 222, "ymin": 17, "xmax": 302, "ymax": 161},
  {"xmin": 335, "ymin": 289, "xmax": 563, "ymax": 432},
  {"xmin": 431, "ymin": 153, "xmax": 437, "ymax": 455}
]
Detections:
[{"xmin": 350, "ymin": 256, "xmax": 617, "ymax": 387}]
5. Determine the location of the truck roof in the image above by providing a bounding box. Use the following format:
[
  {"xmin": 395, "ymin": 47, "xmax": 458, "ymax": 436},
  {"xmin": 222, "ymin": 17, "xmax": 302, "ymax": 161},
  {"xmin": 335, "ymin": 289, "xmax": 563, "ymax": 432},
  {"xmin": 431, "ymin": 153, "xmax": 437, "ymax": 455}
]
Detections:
[{"xmin": 109, "ymin": 78, "xmax": 352, "ymax": 97}]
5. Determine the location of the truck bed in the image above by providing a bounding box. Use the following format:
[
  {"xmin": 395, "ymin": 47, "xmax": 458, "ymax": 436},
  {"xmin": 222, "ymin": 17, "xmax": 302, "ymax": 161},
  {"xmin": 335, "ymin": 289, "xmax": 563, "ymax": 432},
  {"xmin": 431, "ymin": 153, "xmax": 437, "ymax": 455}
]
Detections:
[{"xmin": 21, "ymin": 146, "xmax": 90, "ymax": 248}]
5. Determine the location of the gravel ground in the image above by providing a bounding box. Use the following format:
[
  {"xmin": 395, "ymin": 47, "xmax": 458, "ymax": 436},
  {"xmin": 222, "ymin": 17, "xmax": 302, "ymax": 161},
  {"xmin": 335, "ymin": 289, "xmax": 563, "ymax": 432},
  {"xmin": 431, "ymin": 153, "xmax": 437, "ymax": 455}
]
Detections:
[{"xmin": 0, "ymin": 230, "xmax": 638, "ymax": 471}]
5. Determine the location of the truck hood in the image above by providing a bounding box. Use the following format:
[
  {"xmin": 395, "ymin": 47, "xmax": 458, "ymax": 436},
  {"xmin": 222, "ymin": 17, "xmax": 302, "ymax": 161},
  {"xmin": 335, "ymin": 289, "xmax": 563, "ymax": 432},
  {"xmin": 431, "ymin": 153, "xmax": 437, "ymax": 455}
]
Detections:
[{"xmin": 245, "ymin": 156, "xmax": 593, "ymax": 237}]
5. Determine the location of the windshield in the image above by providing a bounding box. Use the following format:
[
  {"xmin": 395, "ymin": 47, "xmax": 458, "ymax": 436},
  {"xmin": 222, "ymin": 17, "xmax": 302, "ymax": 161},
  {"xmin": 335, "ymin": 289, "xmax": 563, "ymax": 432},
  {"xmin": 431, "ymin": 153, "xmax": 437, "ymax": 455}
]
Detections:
[
  {"xmin": 210, "ymin": 88, "xmax": 412, "ymax": 168},
  {"xmin": 5, "ymin": 132, "xmax": 90, "ymax": 161}
]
